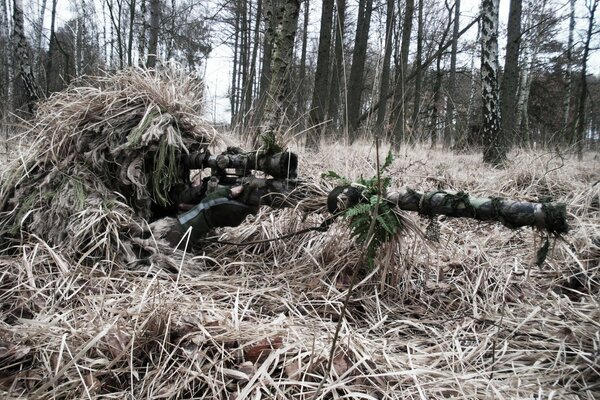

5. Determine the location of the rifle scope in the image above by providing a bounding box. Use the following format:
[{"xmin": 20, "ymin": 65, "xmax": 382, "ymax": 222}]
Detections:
[{"xmin": 181, "ymin": 150, "xmax": 298, "ymax": 179}]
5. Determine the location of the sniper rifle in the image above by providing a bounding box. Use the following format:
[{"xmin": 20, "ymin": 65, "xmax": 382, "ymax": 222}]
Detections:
[{"xmin": 171, "ymin": 147, "xmax": 569, "ymax": 235}]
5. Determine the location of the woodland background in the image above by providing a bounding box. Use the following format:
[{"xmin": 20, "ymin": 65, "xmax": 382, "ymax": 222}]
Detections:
[{"xmin": 1, "ymin": 0, "xmax": 600, "ymax": 163}]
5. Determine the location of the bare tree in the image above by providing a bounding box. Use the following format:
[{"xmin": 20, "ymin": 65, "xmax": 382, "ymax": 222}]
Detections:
[
  {"xmin": 563, "ymin": 0, "xmax": 576, "ymax": 137},
  {"xmin": 295, "ymin": 0, "xmax": 308, "ymax": 123},
  {"xmin": 481, "ymin": 0, "xmax": 505, "ymax": 165},
  {"xmin": 575, "ymin": 0, "xmax": 599, "ymax": 160},
  {"xmin": 444, "ymin": 0, "xmax": 460, "ymax": 149},
  {"xmin": 346, "ymin": 0, "xmax": 373, "ymax": 138},
  {"xmin": 390, "ymin": 0, "xmax": 415, "ymax": 148},
  {"xmin": 499, "ymin": 0, "xmax": 522, "ymax": 146},
  {"xmin": 308, "ymin": 0, "xmax": 334, "ymax": 148},
  {"xmin": 409, "ymin": 0, "xmax": 424, "ymax": 133},
  {"xmin": 327, "ymin": 0, "xmax": 346, "ymax": 128},
  {"xmin": 375, "ymin": 0, "xmax": 395, "ymax": 129}
]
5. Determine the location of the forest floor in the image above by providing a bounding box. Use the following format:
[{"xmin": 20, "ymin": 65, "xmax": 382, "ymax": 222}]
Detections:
[{"xmin": 0, "ymin": 140, "xmax": 599, "ymax": 399}]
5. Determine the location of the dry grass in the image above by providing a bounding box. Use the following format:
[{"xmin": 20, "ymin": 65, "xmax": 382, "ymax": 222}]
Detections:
[{"xmin": 1, "ymin": 72, "xmax": 599, "ymax": 399}]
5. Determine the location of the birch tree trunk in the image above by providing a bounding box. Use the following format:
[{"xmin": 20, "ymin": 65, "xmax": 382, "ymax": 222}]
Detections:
[
  {"xmin": 0, "ymin": 0, "xmax": 11, "ymax": 116},
  {"xmin": 34, "ymin": 0, "xmax": 47, "ymax": 72},
  {"xmin": 259, "ymin": 0, "xmax": 300, "ymax": 142},
  {"xmin": 146, "ymin": 0, "xmax": 160, "ymax": 68},
  {"xmin": 13, "ymin": 0, "xmax": 40, "ymax": 114},
  {"xmin": 481, "ymin": 0, "xmax": 505, "ymax": 165},
  {"xmin": 137, "ymin": 0, "xmax": 147, "ymax": 65},
  {"xmin": 515, "ymin": 0, "xmax": 546, "ymax": 146}
]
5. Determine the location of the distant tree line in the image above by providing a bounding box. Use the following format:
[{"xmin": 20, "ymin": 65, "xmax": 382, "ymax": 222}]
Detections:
[{"xmin": 1, "ymin": 0, "xmax": 599, "ymax": 163}]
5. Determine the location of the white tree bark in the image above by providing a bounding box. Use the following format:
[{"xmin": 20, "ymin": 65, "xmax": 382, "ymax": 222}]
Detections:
[{"xmin": 481, "ymin": 0, "xmax": 504, "ymax": 164}]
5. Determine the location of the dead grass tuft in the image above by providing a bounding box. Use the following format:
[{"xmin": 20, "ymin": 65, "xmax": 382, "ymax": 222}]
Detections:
[{"xmin": 1, "ymin": 82, "xmax": 599, "ymax": 398}]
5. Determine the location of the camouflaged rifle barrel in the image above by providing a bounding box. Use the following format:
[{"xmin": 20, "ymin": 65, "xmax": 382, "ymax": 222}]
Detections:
[{"xmin": 386, "ymin": 189, "xmax": 569, "ymax": 234}]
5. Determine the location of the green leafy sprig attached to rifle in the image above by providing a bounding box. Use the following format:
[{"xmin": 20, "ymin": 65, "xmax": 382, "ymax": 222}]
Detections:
[{"xmin": 324, "ymin": 151, "xmax": 404, "ymax": 267}]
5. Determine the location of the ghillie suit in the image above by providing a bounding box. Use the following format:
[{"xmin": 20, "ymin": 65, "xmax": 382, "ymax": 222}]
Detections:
[{"xmin": 0, "ymin": 69, "xmax": 218, "ymax": 268}]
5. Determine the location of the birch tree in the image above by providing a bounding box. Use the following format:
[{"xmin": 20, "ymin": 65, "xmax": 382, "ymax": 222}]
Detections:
[
  {"xmin": 481, "ymin": 0, "xmax": 505, "ymax": 165},
  {"xmin": 13, "ymin": 0, "xmax": 40, "ymax": 113},
  {"xmin": 259, "ymin": 0, "xmax": 300, "ymax": 141}
]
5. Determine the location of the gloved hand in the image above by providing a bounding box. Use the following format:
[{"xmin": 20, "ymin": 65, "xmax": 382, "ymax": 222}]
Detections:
[{"xmin": 177, "ymin": 187, "xmax": 258, "ymax": 241}]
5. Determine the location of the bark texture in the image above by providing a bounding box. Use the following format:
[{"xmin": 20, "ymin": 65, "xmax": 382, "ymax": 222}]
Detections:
[
  {"xmin": 346, "ymin": 0, "xmax": 373, "ymax": 138},
  {"xmin": 308, "ymin": 0, "xmax": 334, "ymax": 148},
  {"xmin": 260, "ymin": 0, "xmax": 300, "ymax": 140},
  {"xmin": 499, "ymin": 0, "xmax": 522, "ymax": 145},
  {"xmin": 390, "ymin": 0, "xmax": 415, "ymax": 148},
  {"xmin": 13, "ymin": 0, "xmax": 40, "ymax": 113},
  {"xmin": 481, "ymin": 0, "xmax": 505, "ymax": 165}
]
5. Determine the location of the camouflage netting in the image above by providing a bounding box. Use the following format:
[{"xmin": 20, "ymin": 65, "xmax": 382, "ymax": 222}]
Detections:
[{"xmin": 0, "ymin": 69, "xmax": 217, "ymax": 266}]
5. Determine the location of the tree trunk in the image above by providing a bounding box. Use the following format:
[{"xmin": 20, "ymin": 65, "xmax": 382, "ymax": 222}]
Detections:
[
  {"xmin": 327, "ymin": 0, "xmax": 346, "ymax": 128},
  {"xmin": 295, "ymin": 0, "xmax": 308, "ymax": 124},
  {"xmin": 515, "ymin": 0, "xmax": 546, "ymax": 146},
  {"xmin": 375, "ymin": 0, "xmax": 395, "ymax": 129},
  {"xmin": 238, "ymin": 0, "xmax": 250, "ymax": 125},
  {"xmin": 1, "ymin": 0, "xmax": 12, "ymax": 117},
  {"xmin": 444, "ymin": 0, "xmax": 461, "ymax": 149},
  {"xmin": 563, "ymin": 0, "xmax": 575, "ymax": 141},
  {"xmin": 499, "ymin": 0, "xmax": 522, "ymax": 147},
  {"xmin": 259, "ymin": 0, "xmax": 300, "ymax": 142},
  {"xmin": 307, "ymin": 0, "xmax": 334, "ymax": 149},
  {"xmin": 410, "ymin": 0, "xmax": 423, "ymax": 135},
  {"xmin": 481, "ymin": 0, "xmax": 505, "ymax": 165},
  {"xmin": 128, "ymin": 0, "xmax": 136, "ymax": 66},
  {"xmin": 346, "ymin": 0, "xmax": 373, "ymax": 139},
  {"xmin": 13, "ymin": 0, "xmax": 40, "ymax": 114},
  {"xmin": 245, "ymin": 0, "xmax": 263, "ymax": 122},
  {"xmin": 106, "ymin": 0, "xmax": 124, "ymax": 69},
  {"xmin": 231, "ymin": 2, "xmax": 240, "ymax": 121},
  {"xmin": 138, "ymin": 0, "xmax": 147, "ymax": 65},
  {"xmin": 34, "ymin": 0, "xmax": 47, "ymax": 73},
  {"xmin": 146, "ymin": 0, "xmax": 160, "ymax": 68},
  {"xmin": 356, "ymin": 16, "xmax": 479, "ymax": 128},
  {"xmin": 460, "ymin": 17, "xmax": 481, "ymax": 150},
  {"xmin": 575, "ymin": 0, "xmax": 598, "ymax": 160},
  {"xmin": 390, "ymin": 0, "xmax": 415, "ymax": 149},
  {"xmin": 429, "ymin": 11, "xmax": 453, "ymax": 149}
]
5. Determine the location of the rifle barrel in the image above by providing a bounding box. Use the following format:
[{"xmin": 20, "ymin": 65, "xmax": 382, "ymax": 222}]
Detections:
[{"xmin": 386, "ymin": 189, "xmax": 568, "ymax": 234}]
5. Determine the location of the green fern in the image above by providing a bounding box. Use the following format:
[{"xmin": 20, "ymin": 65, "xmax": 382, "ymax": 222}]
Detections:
[{"xmin": 325, "ymin": 150, "xmax": 403, "ymax": 267}]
